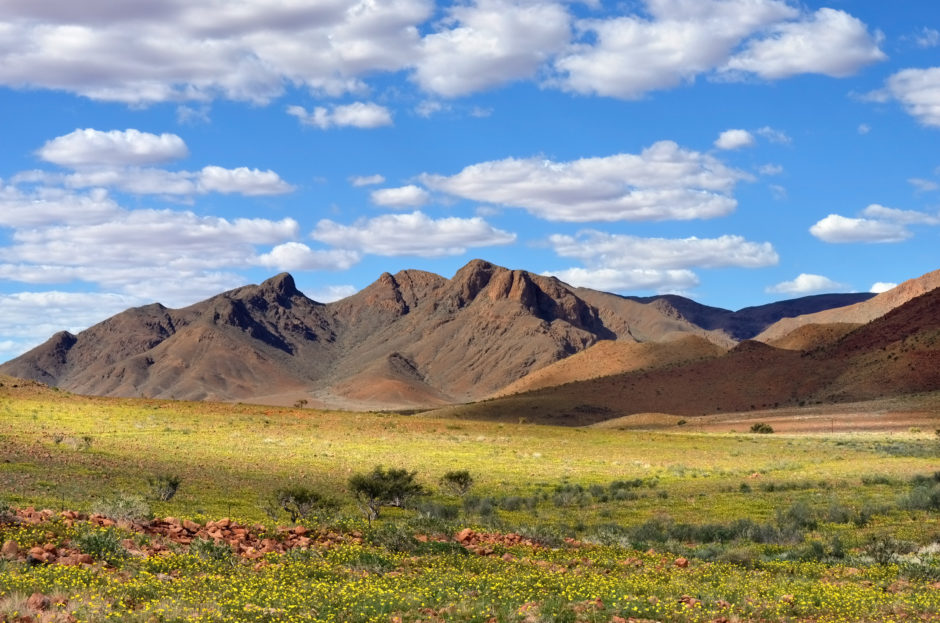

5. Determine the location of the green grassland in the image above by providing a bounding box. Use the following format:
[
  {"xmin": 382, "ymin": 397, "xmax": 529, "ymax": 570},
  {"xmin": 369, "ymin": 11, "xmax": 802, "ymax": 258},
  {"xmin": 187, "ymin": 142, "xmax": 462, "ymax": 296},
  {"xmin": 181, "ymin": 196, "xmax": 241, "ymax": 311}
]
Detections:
[{"xmin": 1, "ymin": 384, "xmax": 939, "ymax": 622}]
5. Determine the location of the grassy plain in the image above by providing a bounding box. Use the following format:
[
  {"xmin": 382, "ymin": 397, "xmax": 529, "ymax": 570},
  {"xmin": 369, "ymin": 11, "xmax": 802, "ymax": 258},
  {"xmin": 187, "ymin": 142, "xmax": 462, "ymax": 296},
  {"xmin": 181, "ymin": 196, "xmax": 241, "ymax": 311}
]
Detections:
[{"xmin": 0, "ymin": 382, "xmax": 939, "ymax": 622}]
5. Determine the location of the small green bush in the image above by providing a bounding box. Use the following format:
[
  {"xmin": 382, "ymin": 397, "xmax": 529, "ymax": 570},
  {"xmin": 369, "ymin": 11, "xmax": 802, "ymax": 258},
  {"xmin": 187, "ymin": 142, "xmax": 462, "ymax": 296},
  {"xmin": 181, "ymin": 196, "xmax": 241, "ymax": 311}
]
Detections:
[
  {"xmin": 93, "ymin": 493, "xmax": 151, "ymax": 522},
  {"xmin": 440, "ymin": 470, "xmax": 474, "ymax": 497},
  {"xmin": 190, "ymin": 538, "xmax": 234, "ymax": 565},
  {"xmin": 274, "ymin": 486, "xmax": 339, "ymax": 523},
  {"xmin": 349, "ymin": 466, "xmax": 425, "ymax": 522},
  {"xmin": 147, "ymin": 474, "xmax": 181, "ymax": 502},
  {"xmin": 73, "ymin": 527, "xmax": 127, "ymax": 566},
  {"xmin": 750, "ymin": 423, "xmax": 774, "ymax": 434}
]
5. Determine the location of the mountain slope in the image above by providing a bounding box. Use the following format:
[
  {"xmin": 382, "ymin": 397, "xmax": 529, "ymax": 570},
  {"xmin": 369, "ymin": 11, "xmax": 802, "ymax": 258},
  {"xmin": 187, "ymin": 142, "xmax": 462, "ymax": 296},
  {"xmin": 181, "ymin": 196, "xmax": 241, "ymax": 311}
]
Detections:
[
  {"xmin": 3, "ymin": 260, "xmax": 928, "ymax": 409},
  {"xmin": 433, "ymin": 286, "xmax": 940, "ymax": 425}
]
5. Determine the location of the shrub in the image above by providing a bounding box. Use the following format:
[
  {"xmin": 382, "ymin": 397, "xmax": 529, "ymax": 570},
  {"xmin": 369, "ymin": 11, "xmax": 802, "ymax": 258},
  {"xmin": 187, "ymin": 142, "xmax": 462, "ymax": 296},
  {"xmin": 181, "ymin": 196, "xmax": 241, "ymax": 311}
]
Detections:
[
  {"xmin": 900, "ymin": 483, "xmax": 940, "ymax": 511},
  {"xmin": 190, "ymin": 538, "xmax": 234, "ymax": 565},
  {"xmin": 750, "ymin": 423, "xmax": 774, "ymax": 434},
  {"xmin": 73, "ymin": 527, "xmax": 126, "ymax": 566},
  {"xmin": 147, "ymin": 474, "xmax": 181, "ymax": 502},
  {"xmin": 93, "ymin": 493, "xmax": 151, "ymax": 522},
  {"xmin": 348, "ymin": 466, "xmax": 425, "ymax": 522},
  {"xmin": 274, "ymin": 486, "xmax": 339, "ymax": 523},
  {"xmin": 440, "ymin": 470, "xmax": 474, "ymax": 497}
]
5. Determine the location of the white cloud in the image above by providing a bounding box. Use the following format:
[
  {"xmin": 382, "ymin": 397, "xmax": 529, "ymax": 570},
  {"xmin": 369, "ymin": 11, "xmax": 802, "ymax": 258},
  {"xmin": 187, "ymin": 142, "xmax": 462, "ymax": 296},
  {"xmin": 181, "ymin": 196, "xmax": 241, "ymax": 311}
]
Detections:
[
  {"xmin": 287, "ymin": 102, "xmax": 393, "ymax": 129},
  {"xmin": 724, "ymin": 8, "xmax": 885, "ymax": 80},
  {"xmin": 197, "ymin": 166, "xmax": 295, "ymax": 195},
  {"xmin": 37, "ymin": 129, "xmax": 188, "ymax": 167},
  {"xmin": 767, "ymin": 273, "xmax": 846, "ymax": 294},
  {"xmin": 546, "ymin": 267, "xmax": 700, "ymax": 293},
  {"xmin": 769, "ymin": 184, "xmax": 787, "ymax": 200},
  {"xmin": 311, "ymin": 211, "xmax": 516, "ymax": 257},
  {"xmin": 306, "ymin": 284, "xmax": 358, "ymax": 303},
  {"xmin": 255, "ymin": 242, "xmax": 360, "ymax": 271},
  {"xmin": 549, "ymin": 231, "xmax": 778, "ymax": 270},
  {"xmin": 415, "ymin": 100, "xmax": 448, "ymax": 117},
  {"xmin": 423, "ymin": 141, "xmax": 750, "ymax": 222},
  {"xmin": 0, "ymin": 185, "xmax": 121, "ymax": 227},
  {"xmin": 554, "ymin": 0, "xmax": 797, "ymax": 99},
  {"xmin": 809, "ymin": 214, "xmax": 910, "ymax": 243},
  {"xmin": 870, "ymin": 282, "xmax": 897, "ymax": 294},
  {"xmin": 0, "ymin": 0, "xmax": 431, "ymax": 104},
  {"xmin": 758, "ymin": 164, "xmax": 783, "ymax": 176},
  {"xmin": 755, "ymin": 126, "xmax": 791, "ymax": 144},
  {"xmin": 858, "ymin": 123, "xmax": 871, "ymax": 135},
  {"xmin": 413, "ymin": 0, "xmax": 570, "ymax": 97},
  {"xmin": 370, "ymin": 184, "xmax": 430, "ymax": 207},
  {"xmin": 350, "ymin": 174, "xmax": 386, "ymax": 187},
  {"xmin": 861, "ymin": 204, "xmax": 940, "ymax": 225},
  {"xmin": 544, "ymin": 230, "xmax": 776, "ymax": 294},
  {"xmin": 908, "ymin": 178, "xmax": 939, "ymax": 193},
  {"xmin": 714, "ymin": 129, "xmax": 755, "ymax": 150},
  {"xmin": 0, "ymin": 209, "xmax": 302, "ymax": 290},
  {"xmin": 882, "ymin": 68, "xmax": 940, "ymax": 127},
  {"xmin": 49, "ymin": 165, "xmax": 293, "ymax": 197}
]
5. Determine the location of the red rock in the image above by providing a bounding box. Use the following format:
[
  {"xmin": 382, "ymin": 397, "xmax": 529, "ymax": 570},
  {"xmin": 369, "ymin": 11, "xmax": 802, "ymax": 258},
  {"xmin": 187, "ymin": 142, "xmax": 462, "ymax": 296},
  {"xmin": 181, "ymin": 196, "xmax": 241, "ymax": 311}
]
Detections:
[
  {"xmin": 1, "ymin": 540, "xmax": 18, "ymax": 558},
  {"xmin": 674, "ymin": 557, "xmax": 689, "ymax": 568},
  {"xmin": 456, "ymin": 528, "xmax": 474, "ymax": 543},
  {"xmin": 501, "ymin": 553, "xmax": 515, "ymax": 562},
  {"xmin": 27, "ymin": 592, "xmax": 50, "ymax": 611}
]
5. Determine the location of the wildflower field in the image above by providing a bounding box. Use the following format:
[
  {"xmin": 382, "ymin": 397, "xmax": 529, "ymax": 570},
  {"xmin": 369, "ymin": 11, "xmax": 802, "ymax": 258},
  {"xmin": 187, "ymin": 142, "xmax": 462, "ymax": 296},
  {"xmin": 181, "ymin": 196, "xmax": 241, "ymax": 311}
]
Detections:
[{"xmin": 0, "ymin": 383, "xmax": 938, "ymax": 622}]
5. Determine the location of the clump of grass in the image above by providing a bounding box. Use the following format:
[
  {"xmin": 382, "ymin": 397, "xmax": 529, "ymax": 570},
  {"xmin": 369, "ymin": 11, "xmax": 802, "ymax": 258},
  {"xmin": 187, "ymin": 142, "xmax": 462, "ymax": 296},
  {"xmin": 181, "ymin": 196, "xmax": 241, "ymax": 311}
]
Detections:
[
  {"xmin": 73, "ymin": 526, "xmax": 127, "ymax": 566},
  {"xmin": 439, "ymin": 470, "xmax": 474, "ymax": 497},
  {"xmin": 750, "ymin": 423, "xmax": 774, "ymax": 434},
  {"xmin": 93, "ymin": 493, "xmax": 151, "ymax": 522}
]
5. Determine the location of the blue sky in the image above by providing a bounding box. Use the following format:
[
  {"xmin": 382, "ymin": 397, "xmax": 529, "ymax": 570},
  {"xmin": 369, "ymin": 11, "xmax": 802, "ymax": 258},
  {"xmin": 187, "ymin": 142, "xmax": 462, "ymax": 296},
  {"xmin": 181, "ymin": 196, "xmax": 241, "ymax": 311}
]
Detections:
[{"xmin": 1, "ymin": 0, "xmax": 939, "ymax": 362}]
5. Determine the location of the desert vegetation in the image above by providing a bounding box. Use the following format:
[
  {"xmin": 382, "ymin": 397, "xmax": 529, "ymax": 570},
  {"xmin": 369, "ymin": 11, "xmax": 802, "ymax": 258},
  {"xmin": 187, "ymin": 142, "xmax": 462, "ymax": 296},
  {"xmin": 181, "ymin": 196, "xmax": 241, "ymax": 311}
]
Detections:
[{"xmin": 0, "ymin": 384, "xmax": 938, "ymax": 621}]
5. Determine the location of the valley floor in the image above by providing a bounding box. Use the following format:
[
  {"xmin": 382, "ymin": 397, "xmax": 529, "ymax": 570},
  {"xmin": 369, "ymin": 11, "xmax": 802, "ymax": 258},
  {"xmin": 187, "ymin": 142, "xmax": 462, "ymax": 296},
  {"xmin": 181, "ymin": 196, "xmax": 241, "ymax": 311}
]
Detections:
[{"xmin": 0, "ymin": 383, "xmax": 938, "ymax": 621}]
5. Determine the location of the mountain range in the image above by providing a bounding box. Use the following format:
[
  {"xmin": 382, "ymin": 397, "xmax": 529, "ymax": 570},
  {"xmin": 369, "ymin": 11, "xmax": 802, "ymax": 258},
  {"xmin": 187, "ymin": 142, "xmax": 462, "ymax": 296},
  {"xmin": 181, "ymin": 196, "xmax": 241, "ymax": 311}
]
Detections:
[{"xmin": 1, "ymin": 260, "xmax": 937, "ymax": 418}]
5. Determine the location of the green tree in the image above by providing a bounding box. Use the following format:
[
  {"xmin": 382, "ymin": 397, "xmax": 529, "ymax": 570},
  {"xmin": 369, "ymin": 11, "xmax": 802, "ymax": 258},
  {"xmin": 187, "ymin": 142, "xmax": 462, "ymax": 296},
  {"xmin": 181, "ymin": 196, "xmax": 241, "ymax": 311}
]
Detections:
[{"xmin": 348, "ymin": 466, "xmax": 425, "ymax": 523}]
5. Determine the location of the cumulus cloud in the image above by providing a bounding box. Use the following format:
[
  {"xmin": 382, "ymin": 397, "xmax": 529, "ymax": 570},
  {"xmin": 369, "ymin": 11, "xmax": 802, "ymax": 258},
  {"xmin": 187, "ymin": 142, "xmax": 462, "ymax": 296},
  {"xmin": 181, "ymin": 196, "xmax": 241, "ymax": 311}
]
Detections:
[
  {"xmin": 311, "ymin": 211, "xmax": 516, "ymax": 257},
  {"xmin": 767, "ymin": 273, "xmax": 846, "ymax": 294},
  {"xmin": 287, "ymin": 102, "xmax": 393, "ymax": 129},
  {"xmin": 423, "ymin": 141, "xmax": 750, "ymax": 222},
  {"xmin": 810, "ymin": 204, "xmax": 940, "ymax": 243},
  {"xmin": 543, "ymin": 230, "xmax": 777, "ymax": 294},
  {"xmin": 915, "ymin": 28, "xmax": 940, "ymax": 49},
  {"xmin": 197, "ymin": 166, "xmax": 295, "ymax": 195},
  {"xmin": 549, "ymin": 231, "xmax": 778, "ymax": 270},
  {"xmin": 0, "ymin": 0, "xmax": 889, "ymax": 106},
  {"xmin": 38, "ymin": 129, "xmax": 189, "ymax": 167},
  {"xmin": 870, "ymin": 282, "xmax": 897, "ymax": 294},
  {"xmin": 0, "ymin": 0, "xmax": 431, "ymax": 104},
  {"xmin": 349, "ymin": 174, "xmax": 386, "ymax": 187},
  {"xmin": 370, "ymin": 184, "xmax": 430, "ymax": 207},
  {"xmin": 714, "ymin": 129, "xmax": 755, "ymax": 150},
  {"xmin": 554, "ymin": 0, "xmax": 797, "ymax": 98},
  {"xmin": 414, "ymin": 0, "xmax": 570, "ymax": 97},
  {"xmin": 255, "ymin": 242, "xmax": 360, "ymax": 271},
  {"xmin": 0, "ymin": 185, "xmax": 121, "ymax": 227},
  {"xmin": 723, "ymin": 8, "xmax": 886, "ymax": 79},
  {"xmin": 881, "ymin": 67, "xmax": 940, "ymax": 127},
  {"xmin": 758, "ymin": 164, "xmax": 783, "ymax": 176},
  {"xmin": 546, "ymin": 267, "xmax": 700, "ymax": 293},
  {"xmin": 809, "ymin": 214, "xmax": 910, "ymax": 243}
]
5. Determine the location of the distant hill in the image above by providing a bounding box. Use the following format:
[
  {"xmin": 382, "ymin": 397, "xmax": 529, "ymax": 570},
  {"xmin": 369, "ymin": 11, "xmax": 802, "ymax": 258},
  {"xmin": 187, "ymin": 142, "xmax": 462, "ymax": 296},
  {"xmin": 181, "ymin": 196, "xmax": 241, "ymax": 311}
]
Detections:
[
  {"xmin": 2, "ymin": 259, "xmax": 932, "ymax": 410},
  {"xmin": 431, "ymin": 285, "xmax": 940, "ymax": 425},
  {"xmin": 755, "ymin": 269, "xmax": 940, "ymax": 343},
  {"xmin": 624, "ymin": 292, "xmax": 875, "ymax": 340}
]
